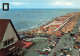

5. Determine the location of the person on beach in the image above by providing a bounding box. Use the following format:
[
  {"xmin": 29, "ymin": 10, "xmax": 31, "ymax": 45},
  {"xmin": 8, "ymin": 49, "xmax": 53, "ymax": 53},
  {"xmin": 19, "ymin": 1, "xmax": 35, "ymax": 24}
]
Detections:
[
  {"xmin": 49, "ymin": 37, "xmax": 51, "ymax": 41},
  {"xmin": 34, "ymin": 48, "xmax": 36, "ymax": 52},
  {"xmin": 34, "ymin": 48, "xmax": 37, "ymax": 52},
  {"xmin": 54, "ymin": 42, "xmax": 57, "ymax": 48},
  {"xmin": 38, "ymin": 49, "xmax": 40, "ymax": 52}
]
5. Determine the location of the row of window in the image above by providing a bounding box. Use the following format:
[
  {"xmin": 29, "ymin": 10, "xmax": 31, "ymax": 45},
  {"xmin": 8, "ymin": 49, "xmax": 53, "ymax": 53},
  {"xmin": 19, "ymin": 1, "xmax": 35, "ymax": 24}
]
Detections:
[{"xmin": 4, "ymin": 38, "xmax": 14, "ymax": 47}]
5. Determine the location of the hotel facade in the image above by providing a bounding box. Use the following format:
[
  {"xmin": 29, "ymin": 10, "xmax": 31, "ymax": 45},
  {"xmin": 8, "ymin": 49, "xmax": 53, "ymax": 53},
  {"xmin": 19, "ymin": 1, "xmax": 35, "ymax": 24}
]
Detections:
[{"xmin": 0, "ymin": 19, "xmax": 24, "ymax": 56}]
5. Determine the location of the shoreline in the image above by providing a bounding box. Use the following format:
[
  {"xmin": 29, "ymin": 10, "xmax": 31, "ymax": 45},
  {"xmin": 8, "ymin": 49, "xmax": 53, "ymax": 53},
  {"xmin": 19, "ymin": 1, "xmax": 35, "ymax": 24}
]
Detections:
[{"xmin": 17, "ymin": 12, "xmax": 80, "ymax": 35}]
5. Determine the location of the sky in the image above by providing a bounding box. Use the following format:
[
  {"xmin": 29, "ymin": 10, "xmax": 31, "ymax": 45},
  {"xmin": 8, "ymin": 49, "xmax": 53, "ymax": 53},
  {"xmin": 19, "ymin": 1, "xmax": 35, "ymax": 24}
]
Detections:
[{"xmin": 0, "ymin": 0, "xmax": 80, "ymax": 9}]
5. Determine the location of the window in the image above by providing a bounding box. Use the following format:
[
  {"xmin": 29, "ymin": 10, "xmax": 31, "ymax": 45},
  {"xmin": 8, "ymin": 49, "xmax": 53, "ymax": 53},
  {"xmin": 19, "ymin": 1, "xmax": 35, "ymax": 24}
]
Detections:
[
  {"xmin": 4, "ymin": 38, "xmax": 14, "ymax": 47},
  {"xmin": 4, "ymin": 41, "xmax": 7, "ymax": 46},
  {"xmin": 8, "ymin": 40, "xmax": 10, "ymax": 45},
  {"xmin": 11, "ymin": 38, "xmax": 14, "ymax": 43}
]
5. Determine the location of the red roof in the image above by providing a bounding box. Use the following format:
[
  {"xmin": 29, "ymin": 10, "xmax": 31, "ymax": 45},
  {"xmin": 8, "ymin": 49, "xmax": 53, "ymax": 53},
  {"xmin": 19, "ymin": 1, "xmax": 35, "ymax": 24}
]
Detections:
[
  {"xmin": 74, "ymin": 35, "xmax": 78, "ymax": 38},
  {"xmin": 0, "ymin": 19, "xmax": 10, "ymax": 42},
  {"xmin": 56, "ymin": 34, "xmax": 62, "ymax": 36},
  {"xmin": 22, "ymin": 41, "xmax": 34, "ymax": 48},
  {"xmin": 0, "ymin": 19, "xmax": 24, "ymax": 56},
  {"xmin": 0, "ymin": 19, "xmax": 20, "ymax": 42},
  {"xmin": 0, "ymin": 41, "xmax": 24, "ymax": 56}
]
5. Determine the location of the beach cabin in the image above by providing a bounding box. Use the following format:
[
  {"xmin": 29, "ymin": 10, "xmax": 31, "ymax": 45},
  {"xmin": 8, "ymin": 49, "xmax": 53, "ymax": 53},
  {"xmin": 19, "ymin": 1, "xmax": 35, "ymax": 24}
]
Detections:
[{"xmin": 0, "ymin": 19, "xmax": 24, "ymax": 56}]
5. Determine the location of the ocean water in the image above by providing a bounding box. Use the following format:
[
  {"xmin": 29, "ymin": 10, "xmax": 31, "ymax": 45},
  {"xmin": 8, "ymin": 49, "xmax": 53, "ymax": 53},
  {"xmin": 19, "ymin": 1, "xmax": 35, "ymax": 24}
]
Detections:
[{"xmin": 0, "ymin": 9, "xmax": 80, "ymax": 31}]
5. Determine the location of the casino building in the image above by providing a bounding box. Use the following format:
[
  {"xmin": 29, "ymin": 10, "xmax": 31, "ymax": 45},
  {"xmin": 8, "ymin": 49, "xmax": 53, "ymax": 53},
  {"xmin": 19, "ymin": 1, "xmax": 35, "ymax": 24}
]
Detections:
[{"xmin": 0, "ymin": 19, "xmax": 24, "ymax": 56}]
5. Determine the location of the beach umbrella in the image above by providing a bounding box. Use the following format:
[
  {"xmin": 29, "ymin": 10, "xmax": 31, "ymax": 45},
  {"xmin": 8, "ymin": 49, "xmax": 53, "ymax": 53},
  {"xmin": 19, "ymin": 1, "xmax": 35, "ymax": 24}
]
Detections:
[
  {"xmin": 57, "ymin": 25, "xmax": 60, "ymax": 27},
  {"xmin": 51, "ymin": 27, "xmax": 54, "ymax": 28}
]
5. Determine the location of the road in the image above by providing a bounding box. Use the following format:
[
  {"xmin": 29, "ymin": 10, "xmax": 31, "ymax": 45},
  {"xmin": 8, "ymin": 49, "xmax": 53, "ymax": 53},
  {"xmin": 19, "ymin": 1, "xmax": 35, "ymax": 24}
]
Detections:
[
  {"xmin": 48, "ymin": 17, "xmax": 80, "ymax": 56},
  {"xmin": 48, "ymin": 34, "xmax": 79, "ymax": 56}
]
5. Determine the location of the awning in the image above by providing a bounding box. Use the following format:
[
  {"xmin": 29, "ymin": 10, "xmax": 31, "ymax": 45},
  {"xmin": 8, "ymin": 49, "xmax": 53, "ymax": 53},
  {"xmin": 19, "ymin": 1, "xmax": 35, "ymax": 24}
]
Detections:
[{"xmin": 22, "ymin": 41, "xmax": 34, "ymax": 48}]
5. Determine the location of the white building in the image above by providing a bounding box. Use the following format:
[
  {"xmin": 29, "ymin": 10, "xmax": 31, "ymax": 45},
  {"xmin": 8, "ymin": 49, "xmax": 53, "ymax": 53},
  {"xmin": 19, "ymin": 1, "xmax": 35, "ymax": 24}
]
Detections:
[{"xmin": 0, "ymin": 19, "xmax": 24, "ymax": 56}]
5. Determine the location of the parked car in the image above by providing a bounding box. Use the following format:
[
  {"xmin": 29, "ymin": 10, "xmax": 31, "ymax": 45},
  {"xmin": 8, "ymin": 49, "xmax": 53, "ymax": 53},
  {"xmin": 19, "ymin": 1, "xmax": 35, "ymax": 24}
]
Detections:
[
  {"xmin": 70, "ymin": 32, "xmax": 75, "ymax": 37},
  {"xmin": 40, "ymin": 47, "xmax": 51, "ymax": 55},
  {"xmin": 19, "ymin": 34, "xmax": 27, "ymax": 40},
  {"xmin": 26, "ymin": 35, "xmax": 35, "ymax": 38},
  {"xmin": 60, "ymin": 48, "xmax": 72, "ymax": 56},
  {"xmin": 51, "ymin": 38, "xmax": 60, "ymax": 43},
  {"xmin": 43, "ymin": 47, "xmax": 51, "ymax": 52},
  {"xmin": 61, "ymin": 32, "xmax": 64, "ymax": 35},
  {"xmin": 73, "ymin": 41, "xmax": 80, "ymax": 48},
  {"xmin": 56, "ymin": 34, "xmax": 62, "ymax": 37},
  {"xmin": 44, "ymin": 34, "xmax": 50, "ymax": 37},
  {"xmin": 48, "ymin": 45, "xmax": 54, "ymax": 49}
]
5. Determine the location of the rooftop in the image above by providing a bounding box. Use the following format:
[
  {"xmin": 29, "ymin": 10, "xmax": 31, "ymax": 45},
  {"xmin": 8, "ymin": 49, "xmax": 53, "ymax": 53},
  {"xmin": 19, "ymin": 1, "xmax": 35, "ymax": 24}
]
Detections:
[{"xmin": 0, "ymin": 19, "xmax": 10, "ymax": 42}]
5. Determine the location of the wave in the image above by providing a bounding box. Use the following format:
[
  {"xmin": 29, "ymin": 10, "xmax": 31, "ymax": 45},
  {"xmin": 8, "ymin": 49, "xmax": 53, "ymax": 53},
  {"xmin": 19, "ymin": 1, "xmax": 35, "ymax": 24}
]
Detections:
[
  {"xmin": 18, "ymin": 19, "xmax": 50, "ymax": 31},
  {"xmin": 18, "ymin": 25, "xmax": 38, "ymax": 31}
]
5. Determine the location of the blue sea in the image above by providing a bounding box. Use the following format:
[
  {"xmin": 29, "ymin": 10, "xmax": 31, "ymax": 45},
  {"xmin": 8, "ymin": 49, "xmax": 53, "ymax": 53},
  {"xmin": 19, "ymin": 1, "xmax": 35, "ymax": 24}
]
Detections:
[{"xmin": 0, "ymin": 9, "xmax": 80, "ymax": 31}]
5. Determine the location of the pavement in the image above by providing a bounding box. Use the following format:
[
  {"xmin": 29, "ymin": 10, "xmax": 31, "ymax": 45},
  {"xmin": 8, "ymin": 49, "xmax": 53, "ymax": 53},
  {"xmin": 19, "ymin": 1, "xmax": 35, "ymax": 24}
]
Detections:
[
  {"xmin": 48, "ymin": 34, "xmax": 79, "ymax": 56},
  {"xmin": 48, "ymin": 17, "xmax": 80, "ymax": 56},
  {"xmin": 23, "ymin": 38, "xmax": 49, "ymax": 56}
]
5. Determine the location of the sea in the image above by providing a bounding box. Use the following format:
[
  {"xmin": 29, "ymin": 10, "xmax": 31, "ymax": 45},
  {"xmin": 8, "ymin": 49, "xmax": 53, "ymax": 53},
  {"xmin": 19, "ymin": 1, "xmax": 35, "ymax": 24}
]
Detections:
[{"xmin": 0, "ymin": 9, "xmax": 80, "ymax": 31}]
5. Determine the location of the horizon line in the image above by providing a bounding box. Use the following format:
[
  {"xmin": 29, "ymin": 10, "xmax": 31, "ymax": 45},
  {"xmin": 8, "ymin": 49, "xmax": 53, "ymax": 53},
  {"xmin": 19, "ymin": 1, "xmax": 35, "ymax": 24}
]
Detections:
[{"xmin": 0, "ymin": 8, "xmax": 80, "ymax": 10}]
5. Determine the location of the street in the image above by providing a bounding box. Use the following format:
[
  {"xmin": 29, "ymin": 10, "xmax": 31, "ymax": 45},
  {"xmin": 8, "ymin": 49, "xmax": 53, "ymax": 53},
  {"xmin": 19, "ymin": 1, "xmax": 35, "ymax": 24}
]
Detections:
[
  {"xmin": 23, "ymin": 38, "xmax": 49, "ymax": 56},
  {"xmin": 48, "ymin": 17, "xmax": 80, "ymax": 56},
  {"xmin": 48, "ymin": 34, "xmax": 79, "ymax": 56}
]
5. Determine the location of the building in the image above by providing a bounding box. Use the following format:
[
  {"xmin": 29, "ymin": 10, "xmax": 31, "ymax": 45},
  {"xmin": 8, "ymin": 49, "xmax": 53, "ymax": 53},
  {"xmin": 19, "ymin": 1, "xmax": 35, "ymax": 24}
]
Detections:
[{"xmin": 0, "ymin": 19, "xmax": 24, "ymax": 56}]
